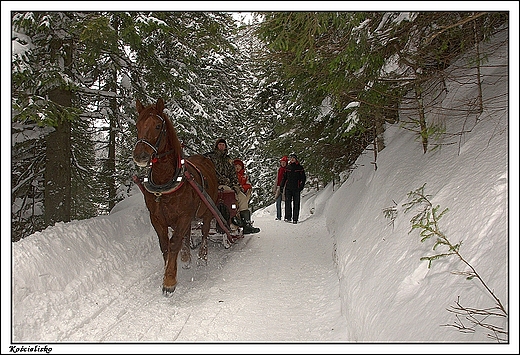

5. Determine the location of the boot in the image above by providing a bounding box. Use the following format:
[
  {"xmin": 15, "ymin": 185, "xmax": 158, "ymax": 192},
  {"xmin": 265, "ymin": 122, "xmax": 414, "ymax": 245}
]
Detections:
[
  {"xmin": 231, "ymin": 215, "xmax": 243, "ymax": 227},
  {"xmin": 240, "ymin": 210, "xmax": 260, "ymax": 234}
]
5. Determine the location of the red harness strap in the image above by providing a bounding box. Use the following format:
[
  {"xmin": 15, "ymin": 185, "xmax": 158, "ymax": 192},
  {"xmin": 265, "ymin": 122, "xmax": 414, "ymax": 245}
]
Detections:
[{"xmin": 183, "ymin": 170, "xmax": 235, "ymax": 245}]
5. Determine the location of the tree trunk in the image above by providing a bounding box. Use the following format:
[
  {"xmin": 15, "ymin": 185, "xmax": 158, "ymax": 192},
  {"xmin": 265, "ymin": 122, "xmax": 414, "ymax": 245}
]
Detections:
[
  {"xmin": 44, "ymin": 35, "xmax": 73, "ymax": 226},
  {"xmin": 108, "ymin": 94, "xmax": 117, "ymax": 211},
  {"xmin": 44, "ymin": 89, "xmax": 72, "ymax": 225},
  {"xmin": 106, "ymin": 16, "xmax": 119, "ymax": 211},
  {"xmin": 375, "ymin": 110, "xmax": 385, "ymax": 153},
  {"xmin": 473, "ymin": 15, "xmax": 484, "ymax": 115},
  {"xmin": 414, "ymin": 80, "xmax": 428, "ymax": 154}
]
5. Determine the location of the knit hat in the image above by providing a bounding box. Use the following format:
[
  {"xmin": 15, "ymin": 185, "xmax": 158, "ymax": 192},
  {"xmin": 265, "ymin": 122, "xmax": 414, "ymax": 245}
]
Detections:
[
  {"xmin": 280, "ymin": 156, "xmax": 288, "ymax": 162},
  {"xmin": 233, "ymin": 158, "xmax": 244, "ymax": 169},
  {"xmin": 215, "ymin": 138, "xmax": 227, "ymax": 149},
  {"xmin": 289, "ymin": 153, "xmax": 298, "ymax": 160}
]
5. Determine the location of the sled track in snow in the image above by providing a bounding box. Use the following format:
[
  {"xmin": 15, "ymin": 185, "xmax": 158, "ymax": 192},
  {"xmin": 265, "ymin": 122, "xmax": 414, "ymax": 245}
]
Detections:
[{"xmin": 59, "ymin": 234, "xmax": 253, "ymax": 342}]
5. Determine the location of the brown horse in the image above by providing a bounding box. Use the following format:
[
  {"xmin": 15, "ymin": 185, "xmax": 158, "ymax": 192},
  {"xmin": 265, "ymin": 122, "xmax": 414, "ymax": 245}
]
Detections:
[{"xmin": 132, "ymin": 98, "xmax": 218, "ymax": 295}]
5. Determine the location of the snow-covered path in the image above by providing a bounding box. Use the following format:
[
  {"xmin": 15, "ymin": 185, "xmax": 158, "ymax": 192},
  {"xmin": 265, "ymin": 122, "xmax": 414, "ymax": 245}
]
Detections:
[
  {"xmin": 11, "ymin": 197, "xmax": 346, "ymax": 343},
  {"xmin": 170, "ymin": 216, "xmax": 345, "ymax": 342}
]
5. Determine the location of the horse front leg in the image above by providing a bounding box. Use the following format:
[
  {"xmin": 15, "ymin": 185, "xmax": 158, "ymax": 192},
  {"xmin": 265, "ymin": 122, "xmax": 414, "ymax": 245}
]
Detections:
[
  {"xmin": 163, "ymin": 219, "xmax": 192, "ymax": 296},
  {"xmin": 149, "ymin": 216, "xmax": 178, "ymax": 295},
  {"xmin": 163, "ymin": 232, "xmax": 182, "ymax": 296},
  {"xmin": 150, "ymin": 216, "xmax": 169, "ymax": 264}
]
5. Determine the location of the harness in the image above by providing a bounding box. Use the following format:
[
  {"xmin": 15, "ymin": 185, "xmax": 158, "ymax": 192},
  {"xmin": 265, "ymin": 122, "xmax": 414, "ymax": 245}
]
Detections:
[
  {"xmin": 132, "ymin": 109, "xmax": 236, "ymax": 244},
  {"xmin": 134, "ymin": 111, "xmax": 174, "ymax": 163},
  {"xmin": 144, "ymin": 154, "xmax": 185, "ymax": 197}
]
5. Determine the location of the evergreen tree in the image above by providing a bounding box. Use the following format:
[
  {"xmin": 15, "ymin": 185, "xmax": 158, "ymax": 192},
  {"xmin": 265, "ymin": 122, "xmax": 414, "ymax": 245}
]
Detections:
[
  {"xmin": 12, "ymin": 11, "xmax": 507, "ymax": 240},
  {"xmin": 12, "ymin": 12, "xmax": 84, "ymax": 239},
  {"xmin": 253, "ymin": 11, "xmax": 508, "ymax": 184},
  {"xmin": 12, "ymin": 11, "xmax": 246, "ymax": 240}
]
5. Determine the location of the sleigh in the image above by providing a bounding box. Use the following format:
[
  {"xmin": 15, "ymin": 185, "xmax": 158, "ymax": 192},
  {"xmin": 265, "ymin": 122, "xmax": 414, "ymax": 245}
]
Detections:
[{"xmin": 190, "ymin": 188, "xmax": 244, "ymax": 249}]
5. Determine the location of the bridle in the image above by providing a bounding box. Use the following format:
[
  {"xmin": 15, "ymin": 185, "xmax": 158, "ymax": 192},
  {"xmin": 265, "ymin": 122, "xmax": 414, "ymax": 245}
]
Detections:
[
  {"xmin": 134, "ymin": 110, "xmax": 185, "ymax": 198},
  {"xmin": 134, "ymin": 111, "xmax": 171, "ymax": 162}
]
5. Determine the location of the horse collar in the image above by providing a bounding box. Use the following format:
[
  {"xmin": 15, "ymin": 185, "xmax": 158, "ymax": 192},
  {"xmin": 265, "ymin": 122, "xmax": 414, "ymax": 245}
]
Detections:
[{"xmin": 144, "ymin": 155, "xmax": 186, "ymax": 198}]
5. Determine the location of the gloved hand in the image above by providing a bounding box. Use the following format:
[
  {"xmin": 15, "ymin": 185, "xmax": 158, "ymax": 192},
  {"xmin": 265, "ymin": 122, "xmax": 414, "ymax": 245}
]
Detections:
[
  {"xmin": 274, "ymin": 186, "xmax": 281, "ymax": 199},
  {"xmin": 219, "ymin": 177, "xmax": 230, "ymax": 186}
]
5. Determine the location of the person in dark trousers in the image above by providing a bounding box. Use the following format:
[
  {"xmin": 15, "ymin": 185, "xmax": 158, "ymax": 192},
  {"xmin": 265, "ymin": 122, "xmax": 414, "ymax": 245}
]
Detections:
[
  {"xmin": 280, "ymin": 154, "xmax": 306, "ymax": 224},
  {"xmin": 273, "ymin": 156, "xmax": 288, "ymax": 220}
]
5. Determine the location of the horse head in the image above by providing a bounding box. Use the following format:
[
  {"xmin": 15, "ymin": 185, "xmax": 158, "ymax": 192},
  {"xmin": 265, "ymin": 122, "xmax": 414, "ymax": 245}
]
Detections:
[{"xmin": 133, "ymin": 98, "xmax": 171, "ymax": 167}]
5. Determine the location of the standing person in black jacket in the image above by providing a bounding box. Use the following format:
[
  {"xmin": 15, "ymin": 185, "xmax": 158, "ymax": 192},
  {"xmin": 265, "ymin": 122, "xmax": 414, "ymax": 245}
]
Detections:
[{"xmin": 280, "ymin": 154, "xmax": 306, "ymax": 224}]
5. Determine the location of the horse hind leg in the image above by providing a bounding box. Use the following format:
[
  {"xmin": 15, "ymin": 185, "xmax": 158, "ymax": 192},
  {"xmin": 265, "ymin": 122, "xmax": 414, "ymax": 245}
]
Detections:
[
  {"xmin": 197, "ymin": 238, "xmax": 208, "ymax": 267},
  {"xmin": 197, "ymin": 216, "xmax": 211, "ymax": 266},
  {"xmin": 180, "ymin": 234, "xmax": 192, "ymax": 269}
]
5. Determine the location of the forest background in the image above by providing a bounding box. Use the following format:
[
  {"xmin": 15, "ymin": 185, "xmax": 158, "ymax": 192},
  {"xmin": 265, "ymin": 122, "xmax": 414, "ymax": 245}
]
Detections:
[{"xmin": 8, "ymin": 6, "xmax": 512, "ymax": 242}]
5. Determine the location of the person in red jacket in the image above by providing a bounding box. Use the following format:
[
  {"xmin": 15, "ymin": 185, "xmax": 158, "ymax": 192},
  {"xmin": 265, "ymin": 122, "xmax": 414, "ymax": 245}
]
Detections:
[
  {"xmin": 273, "ymin": 156, "xmax": 288, "ymax": 220},
  {"xmin": 233, "ymin": 159, "xmax": 260, "ymax": 234}
]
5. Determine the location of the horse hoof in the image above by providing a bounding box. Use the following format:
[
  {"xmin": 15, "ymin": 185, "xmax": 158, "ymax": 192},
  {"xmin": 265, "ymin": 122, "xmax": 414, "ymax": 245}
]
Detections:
[
  {"xmin": 190, "ymin": 238, "xmax": 201, "ymax": 250},
  {"xmin": 162, "ymin": 284, "xmax": 176, "ymax": 296},
  {"xmin": 223, "ymin": 239, "xmax": 231, "ymax": 249},
  {"xmin": 182, "ymin": 261, "xmax": 192, "ymax": 269},
  {"xmin": 196, "ymin": 257, "xmax": 208, "ymax": 267}
]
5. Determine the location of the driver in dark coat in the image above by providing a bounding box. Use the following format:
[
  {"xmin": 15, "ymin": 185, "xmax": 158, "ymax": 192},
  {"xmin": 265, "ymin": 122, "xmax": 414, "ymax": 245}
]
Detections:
[{"xmin": 206, "ymin": 138, "xmax": 238, "ymax": 188}]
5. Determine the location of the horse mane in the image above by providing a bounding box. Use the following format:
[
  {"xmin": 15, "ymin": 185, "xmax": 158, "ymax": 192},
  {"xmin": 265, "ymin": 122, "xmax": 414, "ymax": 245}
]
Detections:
[{"xmin": 160, "ymin": 109, "xmax": 182, "ymax": 158}]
